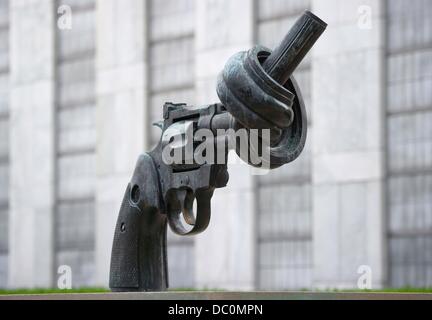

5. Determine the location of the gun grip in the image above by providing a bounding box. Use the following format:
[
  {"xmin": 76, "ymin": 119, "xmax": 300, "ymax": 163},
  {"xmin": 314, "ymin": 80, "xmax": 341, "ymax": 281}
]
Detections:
[{"xmin": 109, "ymin": 153, "xmax": 168, "ymax": 291}]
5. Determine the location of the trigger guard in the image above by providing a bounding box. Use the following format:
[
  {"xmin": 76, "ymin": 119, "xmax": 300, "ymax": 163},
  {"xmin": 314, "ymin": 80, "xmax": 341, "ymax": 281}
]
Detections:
[{"xmin": 167, "ymin": 188, "xmax": 214, "ymax": 236}]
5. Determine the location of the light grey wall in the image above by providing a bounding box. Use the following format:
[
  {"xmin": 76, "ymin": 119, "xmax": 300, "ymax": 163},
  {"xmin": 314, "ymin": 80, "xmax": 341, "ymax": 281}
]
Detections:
[
  {"xmin": 311, "ymin": 0, "xmax": 386, "ymax": 288},
  {"xmin": 9, "ymin": 0, "xmax": 56, "ymax": 288}
]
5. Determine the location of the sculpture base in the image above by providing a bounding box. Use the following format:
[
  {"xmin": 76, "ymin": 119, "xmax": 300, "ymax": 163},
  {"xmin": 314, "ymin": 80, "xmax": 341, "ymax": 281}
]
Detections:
[{"xmin": 1, "ymin": 291, "xmax": 431, "ymax": 300}]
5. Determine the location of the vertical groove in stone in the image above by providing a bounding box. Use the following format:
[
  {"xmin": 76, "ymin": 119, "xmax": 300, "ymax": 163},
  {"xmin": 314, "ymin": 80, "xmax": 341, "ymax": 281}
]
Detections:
[
  {"xmin": 386, "ymin": 0, "xmax": 432, "ymax": 288},
  {"xmin": 255, "ymin": 0, "xmax": 313, "ymax": 290},
  {"xmin": 0, "ymin": 0, "xmax": 9, "ymax": 289},
  {"xmin": 54, "ymin": 0, "xmax": 97, "ymax": 287}
]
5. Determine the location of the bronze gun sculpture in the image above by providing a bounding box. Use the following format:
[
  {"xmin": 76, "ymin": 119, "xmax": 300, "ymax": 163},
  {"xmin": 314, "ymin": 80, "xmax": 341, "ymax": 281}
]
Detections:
[{"xmin": 109, "ymin": 11, "xmax": 327, "ymax": 292}]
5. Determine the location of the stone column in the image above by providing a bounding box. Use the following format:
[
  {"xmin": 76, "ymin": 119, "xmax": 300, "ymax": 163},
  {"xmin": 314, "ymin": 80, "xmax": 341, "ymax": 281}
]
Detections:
[
  {"xmin": 94, "ymin": 0, "xmax": 147, "ymax": 286},
  {"xmin": 9, "ymin": 0, "xmax": 56, "ymax": 288},
  {"xmin": 194, "ymin": 0, "xmax": 256, "ymax": 290},
  {"xmin": 311, "ymin": 0, "xmax": 386, "ymax": 288}
]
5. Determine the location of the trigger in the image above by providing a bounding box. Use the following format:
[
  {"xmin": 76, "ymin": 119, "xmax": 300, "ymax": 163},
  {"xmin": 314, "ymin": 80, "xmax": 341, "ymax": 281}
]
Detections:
[{"xmin": 176, "ymin": 189, "xmax": 195, "ymax": 226}]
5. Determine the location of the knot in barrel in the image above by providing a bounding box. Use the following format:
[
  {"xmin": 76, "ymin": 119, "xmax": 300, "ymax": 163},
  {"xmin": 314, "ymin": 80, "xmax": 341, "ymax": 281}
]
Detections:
[
  {"xmin": 216, "ymin": 45, "xmax": 295, "ymax": 132},
  {"xmin": 216, "ymin": 46, "xmax": 307, "ymax": 169}
]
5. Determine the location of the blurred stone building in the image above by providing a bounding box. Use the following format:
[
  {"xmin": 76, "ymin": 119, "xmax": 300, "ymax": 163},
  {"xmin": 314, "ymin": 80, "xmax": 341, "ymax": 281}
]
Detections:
[{"xmin": 0, "ymin": 0, "xmax": 431, "ymax": 289}]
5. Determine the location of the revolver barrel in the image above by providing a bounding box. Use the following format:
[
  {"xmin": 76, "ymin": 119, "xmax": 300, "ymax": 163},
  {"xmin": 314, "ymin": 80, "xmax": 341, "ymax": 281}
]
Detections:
[{"xmin": 263, "ymin": 10, "xmax": 327, "ymax": 85}]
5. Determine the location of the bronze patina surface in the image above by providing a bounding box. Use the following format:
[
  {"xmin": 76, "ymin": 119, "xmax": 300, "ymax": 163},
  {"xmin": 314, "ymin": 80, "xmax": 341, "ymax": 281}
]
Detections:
[{"xmin": 109, "ymin": 11, "xmax": 327, "ymax": 292}]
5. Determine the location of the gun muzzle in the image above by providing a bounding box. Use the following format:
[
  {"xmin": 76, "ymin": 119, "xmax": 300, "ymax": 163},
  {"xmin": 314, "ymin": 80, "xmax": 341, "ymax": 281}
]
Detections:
[{"xmin": 262, "ymin": 10, "xmax": 327, "ymax": 85}]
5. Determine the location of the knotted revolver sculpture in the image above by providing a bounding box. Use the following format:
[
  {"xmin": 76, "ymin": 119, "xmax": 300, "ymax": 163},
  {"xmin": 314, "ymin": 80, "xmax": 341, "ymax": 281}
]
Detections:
[{"xmin": 110, "ymin": 11, "xmax": 327, "ymax": 291}]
